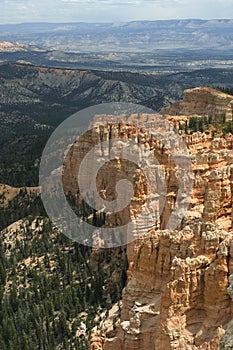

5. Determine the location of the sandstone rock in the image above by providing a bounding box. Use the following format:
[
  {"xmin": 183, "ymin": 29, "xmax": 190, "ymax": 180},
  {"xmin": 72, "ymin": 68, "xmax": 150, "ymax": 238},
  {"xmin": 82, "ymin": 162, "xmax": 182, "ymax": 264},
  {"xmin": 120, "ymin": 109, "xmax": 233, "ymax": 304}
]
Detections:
[
  {"xmin": 102, "ymin": 226, "xmax": 233, "ymax": 350},
  {"xmin": 89, "ymin": 331, "xmax": 106, "ymax": 350},
  {"xmin": 219, "ymin": 274, "xmax": 233, "ymax": 350},
  {"xmin": 61, "ymin": 111, "xmax": 233, "ymax": 350},
  {"xmin": 162, "ymin": 87, "xmax": 233, "ymax": 121}
]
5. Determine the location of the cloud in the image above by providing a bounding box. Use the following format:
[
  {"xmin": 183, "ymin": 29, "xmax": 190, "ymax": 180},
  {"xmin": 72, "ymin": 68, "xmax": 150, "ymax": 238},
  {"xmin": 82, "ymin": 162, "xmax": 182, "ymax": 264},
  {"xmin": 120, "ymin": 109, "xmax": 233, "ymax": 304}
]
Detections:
[
  {"xmin": 61, "ymin": 0, "xmax": 183, "ymax": 5},
  {"xmin": 0, "ymin": 0, "xmax": 232, "ymax": 24}
]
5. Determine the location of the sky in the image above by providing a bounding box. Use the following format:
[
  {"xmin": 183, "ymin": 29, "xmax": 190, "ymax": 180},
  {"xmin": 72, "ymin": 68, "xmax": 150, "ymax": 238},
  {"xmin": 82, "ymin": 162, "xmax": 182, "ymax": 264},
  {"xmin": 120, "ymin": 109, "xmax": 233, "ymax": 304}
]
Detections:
[{"xmin": 1, "ymin": 0, "xmax": 233, "ymax": 24}]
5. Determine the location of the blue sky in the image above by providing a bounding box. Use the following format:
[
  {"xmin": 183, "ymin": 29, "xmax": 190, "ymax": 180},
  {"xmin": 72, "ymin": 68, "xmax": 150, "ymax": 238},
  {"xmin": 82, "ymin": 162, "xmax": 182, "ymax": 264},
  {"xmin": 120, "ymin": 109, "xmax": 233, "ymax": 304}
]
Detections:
[{"xmin": 1, "ymin": 0, "xmax": 233, "ymax": 23}]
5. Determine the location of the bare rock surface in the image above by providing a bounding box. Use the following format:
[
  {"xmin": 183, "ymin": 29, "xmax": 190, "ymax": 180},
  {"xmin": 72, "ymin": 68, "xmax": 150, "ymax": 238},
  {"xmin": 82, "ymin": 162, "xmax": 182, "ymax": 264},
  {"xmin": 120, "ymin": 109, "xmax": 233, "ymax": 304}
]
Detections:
[
  {"xmin": 162, "ymin": 87, "xmax": 233, "ymax": 121},
  {"xmin": 61, "ymin": 98, "xmax": 233, "ymax": 350}
]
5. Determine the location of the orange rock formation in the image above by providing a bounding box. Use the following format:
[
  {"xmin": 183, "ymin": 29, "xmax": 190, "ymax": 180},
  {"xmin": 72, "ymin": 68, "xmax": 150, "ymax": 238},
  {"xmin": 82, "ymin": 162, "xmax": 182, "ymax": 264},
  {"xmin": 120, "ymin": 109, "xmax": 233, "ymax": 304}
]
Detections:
[
  {"xmin": 61, "ymin": 90, "xmax": 233, "ymax": 350},
  {"xmin": 162, "ymin": 87, "xmax": 233, "ymax": 121}
]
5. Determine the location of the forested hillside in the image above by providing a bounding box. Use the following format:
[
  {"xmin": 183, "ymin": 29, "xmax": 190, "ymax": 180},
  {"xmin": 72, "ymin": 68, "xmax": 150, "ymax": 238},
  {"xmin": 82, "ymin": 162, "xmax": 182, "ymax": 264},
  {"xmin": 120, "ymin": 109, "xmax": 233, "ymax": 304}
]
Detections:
[{"xmin": 1, "ymin": 63, "xmax": 233, "ymax": 187}]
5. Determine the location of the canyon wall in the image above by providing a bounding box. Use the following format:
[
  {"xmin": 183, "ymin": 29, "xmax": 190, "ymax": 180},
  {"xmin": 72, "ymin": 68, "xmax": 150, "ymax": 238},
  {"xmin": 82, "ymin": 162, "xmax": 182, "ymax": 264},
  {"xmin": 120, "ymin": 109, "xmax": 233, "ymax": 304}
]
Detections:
[
  {"xmin": 89, "ymin": 131, "xmax": 233, "ymax": 350},
  {"xmin": 162, "ymin": 87, "xmax": 233, "ymax": 121},
  {"xmin": 62, "ymin": 91, "xmax": 233, "ymax": 350},
  {"xmin": 78, "ymin": 127, "xmax": 233, "ymax": 349}
]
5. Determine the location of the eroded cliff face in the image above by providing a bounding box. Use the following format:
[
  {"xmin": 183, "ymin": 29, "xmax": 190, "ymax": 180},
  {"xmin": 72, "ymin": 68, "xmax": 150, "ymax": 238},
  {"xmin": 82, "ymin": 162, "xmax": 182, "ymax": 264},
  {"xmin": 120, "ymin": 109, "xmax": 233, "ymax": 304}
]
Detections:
[
  {"xmin": 62, "ymin": 114, "xmax": 194, "ymax": 242},
  {"xmin": 219, "ymin": 274, "xmax": 233, "ymax": 350},
  {"xmin": 162, "ymin": 87, "xmax": 233, "ymax": 121},
  {"xmin": 104, "ymin": 227, "xmax": 232, "ymax": 350},
  {"xmin": 97, "ymin": 131, "xmax": 233, "ymax": 350},
  {"xmin": 62, "ymin": 109, "xmax": 233, "ymax": 350}
]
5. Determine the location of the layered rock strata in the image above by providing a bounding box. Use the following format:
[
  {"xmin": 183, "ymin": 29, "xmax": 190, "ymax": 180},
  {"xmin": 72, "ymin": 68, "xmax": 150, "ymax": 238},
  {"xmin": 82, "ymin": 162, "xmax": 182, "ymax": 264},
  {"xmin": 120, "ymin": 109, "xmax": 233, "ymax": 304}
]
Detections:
[
  {"xmin": 162, "ymin": 87, "xmax": 233, "ymax": 121},
  {"xmin": 87, "ymin": 126, "xmax": 233, "ymax": 349},
  {"xmin": 219, "ymin": 274, "xmax": 233, "ymax": 349},
  {"xmin": 61, "ymin": 110, "xmax": 233, "ymax": 349}
]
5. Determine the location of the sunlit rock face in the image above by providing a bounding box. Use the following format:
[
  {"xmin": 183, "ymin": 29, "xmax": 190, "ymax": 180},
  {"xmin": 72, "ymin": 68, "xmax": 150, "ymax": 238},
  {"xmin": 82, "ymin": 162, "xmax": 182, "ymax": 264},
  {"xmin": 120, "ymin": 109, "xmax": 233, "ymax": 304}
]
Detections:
[
  {"xmin": 98, "ymin": 129, "xmax": 233, "ymax": 350},
  {"xmin": 62, "ymin": 106, "xmax": 233, "ymax": 350},
  {"xmin": 162, "ymin": 86, "xmax": 233, "ymax": 121},
  {"xmin": 219, "ymin": 274, "xmax": 233, "ymax": 350},
  {"xmin": 62, "ymin": 113, "xmax": 193, "ymax": 247}
]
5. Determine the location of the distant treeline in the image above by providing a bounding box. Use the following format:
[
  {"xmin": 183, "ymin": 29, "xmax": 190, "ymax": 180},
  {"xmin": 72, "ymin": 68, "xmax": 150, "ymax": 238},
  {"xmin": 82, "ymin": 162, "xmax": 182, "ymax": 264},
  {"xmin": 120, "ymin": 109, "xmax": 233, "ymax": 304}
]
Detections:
[{"xmin": 214, "ymin": 86, "xmax": 233, "ymax": 95}]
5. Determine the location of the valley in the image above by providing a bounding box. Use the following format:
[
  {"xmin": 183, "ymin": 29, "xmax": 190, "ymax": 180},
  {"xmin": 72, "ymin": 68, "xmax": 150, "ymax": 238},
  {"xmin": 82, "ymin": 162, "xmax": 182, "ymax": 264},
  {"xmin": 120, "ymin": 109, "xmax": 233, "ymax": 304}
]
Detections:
[
  {"xmin": 0, "ymin": 19, "xmax": 233, "ymax": 350},
  {"xmin": 1, "ymin": 62, "xmax": 233, "ymax": 187}
]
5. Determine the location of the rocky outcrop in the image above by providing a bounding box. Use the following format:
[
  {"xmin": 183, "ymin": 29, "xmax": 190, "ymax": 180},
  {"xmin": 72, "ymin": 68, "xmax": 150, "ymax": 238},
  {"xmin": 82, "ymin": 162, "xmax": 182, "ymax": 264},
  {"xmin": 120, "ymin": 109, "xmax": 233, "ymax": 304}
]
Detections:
[
  {"xmin": 63, "ymin": 114, "xmax": 191, "ymax": 238},
  {"xmin": 100, "ymin": 128, "xmax": 233, "ymax": 349},
  {"xmin": 219, "ymin": 274, "xmax": 233, "ymax": 349},
  {"xmin": 89, "ymin": 331, "xmax": 106, "ymax": 350},
  {"xmin": 162, "ymin": 87, "xmax": 233, "ymax": 121},
  {"xmin": 0, "ymin": 41, "xmax": 29, "ymax": 52},
  {"xmin": 62, "ymin": 112, "xmax": 233, "ymax": 350},
  {"xmin": 103, "ymin": 225, "xmax": 232, "ymax": 350},
  {"xmin": 0, "ymin": 183, "xmax": 40, "ymax": 208}
]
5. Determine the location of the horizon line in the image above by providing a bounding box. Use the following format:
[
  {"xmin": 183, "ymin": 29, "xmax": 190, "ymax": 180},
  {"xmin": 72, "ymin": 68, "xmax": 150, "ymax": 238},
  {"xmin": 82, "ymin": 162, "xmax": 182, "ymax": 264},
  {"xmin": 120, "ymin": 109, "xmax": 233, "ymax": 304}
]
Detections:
[{"xmin": 0, "ymin": 18, "xmax": 233, "ymax": 26}]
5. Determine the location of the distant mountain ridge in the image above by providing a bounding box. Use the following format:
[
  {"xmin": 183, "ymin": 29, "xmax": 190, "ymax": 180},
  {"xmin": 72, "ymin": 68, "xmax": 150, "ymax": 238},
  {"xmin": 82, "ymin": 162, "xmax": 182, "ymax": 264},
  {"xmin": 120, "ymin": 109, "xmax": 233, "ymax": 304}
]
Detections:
[{"xmin": 0, "ymin": 19, "xmax": 233, "ymax": 52}]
